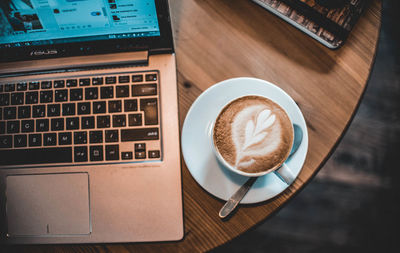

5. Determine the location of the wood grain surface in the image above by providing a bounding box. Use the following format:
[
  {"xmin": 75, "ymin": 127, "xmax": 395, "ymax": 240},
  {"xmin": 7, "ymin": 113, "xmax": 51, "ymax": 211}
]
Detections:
[{"xmin": 2, "ymin": 0, "xmax": 381, "ymax": 252}]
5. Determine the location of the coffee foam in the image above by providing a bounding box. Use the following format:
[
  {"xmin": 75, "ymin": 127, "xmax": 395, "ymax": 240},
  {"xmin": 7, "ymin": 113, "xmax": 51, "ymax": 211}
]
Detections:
[{"xmin": 213, "ymin": 96, "xmax": 293, "ymax": 173}]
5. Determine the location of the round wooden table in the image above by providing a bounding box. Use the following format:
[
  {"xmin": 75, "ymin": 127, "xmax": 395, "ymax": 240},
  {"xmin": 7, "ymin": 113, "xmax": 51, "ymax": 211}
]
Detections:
[{"xmin": 5, "ymin": 0, "xmax": 381, "ymax": 252}]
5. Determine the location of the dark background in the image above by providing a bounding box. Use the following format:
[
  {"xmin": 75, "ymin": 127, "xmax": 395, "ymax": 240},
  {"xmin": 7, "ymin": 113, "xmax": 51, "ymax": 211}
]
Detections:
[{"xmin": 216, "ymin": 0, "xmax": 400, "ymax": 252}]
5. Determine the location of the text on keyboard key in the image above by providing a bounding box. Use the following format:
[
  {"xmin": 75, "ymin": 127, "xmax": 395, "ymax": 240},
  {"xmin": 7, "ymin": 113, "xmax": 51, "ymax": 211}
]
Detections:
[
  {"xmin": 105, "ymin": 130, "xmax": 118, "ymax": 142},
  {"xmin": 59, "ymin": 132, "xmax": 72, "ymax": 145},
  {"xmin": 74, "ymin": 146, "xmax": 88, "ymax": 162},
  {"xmin": 121, "ymin": 128, "xmax": 159, "ymax": 141},
  {"xmin": 0, "ymin": 135, "xmax": 12, "ymax": 148},
  {"xmin": 106, "ymin": 145, "xmax": 119, "ymax": 160},
  {"xmin": 33, "ymin": 105, "xmax": 46, "ymax": 118},
  {"xmin": 29, "ymin": 134, "xmax": 42, "ymax": 147},
  {"xmin": 14, "ymin": 134, "xmax": 27, "ymax": 148},
  {"xmin": 18, "ymin": 106, "xmax": 31, "ymax": 119},
  {"xmin": 131, "ymin": 84, "xmax": 157, "ymax": 96},
  {"xmin": 90, "ymin": 145, "xmax": 103, "ymax": 161},
  {"xmin": 140, "ymin": 98, "xmax": 158, "ymax": 125}
]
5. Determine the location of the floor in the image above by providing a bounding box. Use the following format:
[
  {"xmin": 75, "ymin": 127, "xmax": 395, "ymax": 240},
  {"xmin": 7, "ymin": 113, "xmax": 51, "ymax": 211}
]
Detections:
[{"xmin": 215, "ymin": 0, "xmax": 400, "ymax": 252}]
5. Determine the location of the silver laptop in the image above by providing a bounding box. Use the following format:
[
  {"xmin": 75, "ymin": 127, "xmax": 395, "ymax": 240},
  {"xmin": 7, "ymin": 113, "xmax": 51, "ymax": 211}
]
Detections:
[{"xmin": 0, "ymin": 0, "xmax": 183, "ymax": 244}]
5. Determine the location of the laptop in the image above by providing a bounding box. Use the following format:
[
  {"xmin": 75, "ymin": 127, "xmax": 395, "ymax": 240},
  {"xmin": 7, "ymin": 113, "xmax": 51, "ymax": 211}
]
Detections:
[{"xmin": 0, "ymin": 0, "xmax": 183, "ymax": 244}]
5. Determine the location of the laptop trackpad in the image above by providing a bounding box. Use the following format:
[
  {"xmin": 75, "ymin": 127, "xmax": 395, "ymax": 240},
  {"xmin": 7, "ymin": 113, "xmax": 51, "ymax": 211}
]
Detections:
[{"xmin": 6, "ymin": 173, "xmax": 90, "ymax": 237}]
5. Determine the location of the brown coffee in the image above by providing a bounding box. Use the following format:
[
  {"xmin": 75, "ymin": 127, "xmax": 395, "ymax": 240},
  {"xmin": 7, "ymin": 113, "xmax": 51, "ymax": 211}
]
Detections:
[{"xmin": 213, "ymin": 96, "xmax": 293, "ymax": 174}]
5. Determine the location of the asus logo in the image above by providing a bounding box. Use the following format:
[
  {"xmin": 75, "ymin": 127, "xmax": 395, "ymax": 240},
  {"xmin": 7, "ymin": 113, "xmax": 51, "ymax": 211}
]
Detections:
[{"xmin": 30, "ymin": 49, "xmax": 58, "ymax": 56}]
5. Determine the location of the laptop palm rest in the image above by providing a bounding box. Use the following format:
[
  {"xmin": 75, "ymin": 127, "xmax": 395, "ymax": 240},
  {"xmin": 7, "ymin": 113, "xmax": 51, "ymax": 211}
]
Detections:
[{"xmin": 5, "ymin": 173, "xmax": 90, "ymax": 237}]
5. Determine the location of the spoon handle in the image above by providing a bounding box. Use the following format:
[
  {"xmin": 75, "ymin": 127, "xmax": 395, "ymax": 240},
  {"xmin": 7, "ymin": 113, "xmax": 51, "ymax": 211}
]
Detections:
[{"xmin": 219, "ymin": 177, "xmax": 258, "ymax": 218}]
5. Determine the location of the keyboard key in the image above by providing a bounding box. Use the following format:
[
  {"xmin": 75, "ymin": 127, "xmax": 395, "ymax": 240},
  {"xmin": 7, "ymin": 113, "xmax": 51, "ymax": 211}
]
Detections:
[
  {"xmin": 90, "ymin": 145, "xmax": 103, "ymax": 161},
  {"xmin": 59, "ymin": 132, "xmax": 72, "ymax": 145},
  {"xmin": 43, "ymin": 133, "xmax": 57, "ymax": 146},
  {"xmin": 33, "ymin": 105, "xmax": 46, "ymax": 118},
  {"xmin": 74, "ymin": 146, "xmax": 88, "ymax": 162},
  {"xmin": 4, "ymin": 107, "xmax": 17, "ymax": 119},
  {"xmin": 36, "ymin": 119, "xmax": 49, "ymax": 132},
  {"xmin": 135, "ymin": 151, "xmax": 146, "ymax": 159},
  {"xmin": 92, "ymin": 77, "xmax": 104, "ymax": 85},
  {"xmin": 124, "ymin": 99, "xmax": 137, "ymax": 112},
  {"xmin": 89, "ymin": 130, "xmax": 103, "ymax": 143},
  {"xmin": 21, "ymin": 120, "xmax": 34, "ymax": 133},
  {"xmin": 0, "ymin": 121, "xmax": 5, "ymax": 134},
  {"xmin": 145, "ymin": 74, "xmax": 157, "ymax": 82},
  {"xmin": 0, "ymin": 135, "xmax": 12, "ymax": 148},
  {"xmin": 113, "ymin": 114, "xmax": 126, "ymax": 127},
  {"xmin": 132, "ymin": 84, "xmax": 157, "ymax": 96},
  {"xmin": 17, "ymin": 82, "xmax": 28, "ymax": 91},
  {"xmin": 47, "ymin": 104, "xmax": 61, "ymax": 117},
  {"xmin": 66, "ymin": 117, "xmax": 79, "ymax": 130},
  {"xmin": 82, "ymin": 116, "xmax": 95, "ymax": 129},
  {"xmin": 140, "ymin": 98, "xmax": 158, "ymax": 125},
  {"xmin": 119, "ymin": 75, "xmax": 130, "ymax": 83},
  {"xmin": 0, "ymin": 94, "xmax": 10, "ymax": 106},
  {"xmin": 29, "ymin": 134, "xmax": 42, "ymax": 147},
  {"xmin": 54, "ymin": 80, "xmax": 65, "ymax": 88},
  {"xmin": 51, "ymin": 118, "xmax": 64, "ymax": 131},
  {"xmin": 41, "ymin": 81, "xmax": 52, "ymax": 89},
  {"xmin": 78, "ymin": 102, "xmax": 91, "ymax": 115},
  {"xmin": 11, "ymin": 93, "xmax": 24, "ymax": 105},
  {"xmin": 101, "ymin": 86, "xmax": 114, "ymax": 99},
  {"xmin": 7, "ymin": 121, "xmax": 19, "ymax": 133},
  {"xmin": 93, "ymin": 101, "xmax": 106, "ymax": 114},
  {"xmin": 5, "ymin": 83, "xmax": 15, "ymax": 92},
  {"xmin": 105, "ymin": 130, "xmax": 118, "ymax": 142},
  {"xmin": 105, "ymin": 76, "xmax": 116, "ymax": 84},
  {"xmin": 121, "ymin": 128, "xmax": 159, "ymax": 142},
  {"xmin": 29, "ymin": 82, "xmax": 40, "ymax": 90},
  {"xmin": 135, "ymin": 143, "xmax": 146, "ymax": 151},
  {"xmin": 85, "ymin": 87, "xmax": 98, "ymax": 100},
  {"xmin": 108, "ymin": 100, "xmax": 122, "ymax": 113},
  {"xmin": 70, "ymin": 88, "xmax": 83, "ymax": 101},
  {"xmin": 116, "ymin": 85, "xmax": 129, "ymax": 98},
  {"xmin": 148, "ymin": 150, "xmax": 161, "ymax": 159},
  {"xmin": 97, "ymin": 115, "xmax": 110, "ymax": 128},
  {"xmin": 74, "ymin": 131, "xmax": 88, "ymax": 144},
  {"xmin": 79, "ymin": 78, "xmax": 90, "ymax": 86},
  {"xmin": 40, "ymin": 90, "xmax": 53, "ymax": 103},
  {"xmin": 14, "ymin": 134, "xmax": 27, "ymax": 148},
  {"xmin": 132, "ymin": 75, "xmax": 143, "ymax": 82},
  {"xmin": 0, "ymin": 147, "xmax": 73, "ymax": 165},
  {"xmin": 55, "ymin": 90, "xmax": 68, "ymax": 102},
  {"xmin": 66, "ymin": 79, "xmax": 78, "ymax": 87},
  {"xmin": 62, "ymin": 103, "xmax": 75, "ymax": 116},
  {"xmin": 121, "ymin": 152, "xmax": 133, "ymax": 160},
  {"xmin": 18, "ymin": 106, "xmax": 31, "ymax": 119},
  {"xmin": 0, "ymin": 84, "xmax": 3, "ymax": 92},
  {"xmin": 26, "ymin": 92, "xmax": 39, "ymax": 104},
  {"xmin": 106, "ymin": 145, "xmax": 119, "ymax": 161},
  {"xmin": 128, "ymin": 113, "xmax": 142, "ymax": 126}
]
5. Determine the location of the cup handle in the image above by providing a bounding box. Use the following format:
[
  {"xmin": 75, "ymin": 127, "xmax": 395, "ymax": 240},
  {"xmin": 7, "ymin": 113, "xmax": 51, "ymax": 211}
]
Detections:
[{"xmin": 274, "ymin": 163, "xmax": 296, "ymax": 185}]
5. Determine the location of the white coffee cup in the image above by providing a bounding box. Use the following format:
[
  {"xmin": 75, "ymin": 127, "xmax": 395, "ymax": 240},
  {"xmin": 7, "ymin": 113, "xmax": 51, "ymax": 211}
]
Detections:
[{"xmin": 211, "ymin": 95, "xmax": 297, "ymax": 184}]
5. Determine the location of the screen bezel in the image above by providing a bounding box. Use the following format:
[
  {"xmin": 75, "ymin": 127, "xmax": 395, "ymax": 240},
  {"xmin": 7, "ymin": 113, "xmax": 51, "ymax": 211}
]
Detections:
[{"xmin": 0, "ymin": 0, "xmax": 173, "ymax": 62}]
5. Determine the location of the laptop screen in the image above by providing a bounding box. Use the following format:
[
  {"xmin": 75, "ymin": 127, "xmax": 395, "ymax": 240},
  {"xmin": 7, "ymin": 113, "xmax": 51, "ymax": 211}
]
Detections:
[
  {"xmin": 0, "ymin": 0, "xmax": 160, "ymax": 48},
  {"xmin": 0, "ymin": 0, "xmax": 173, "ymax": 62}
]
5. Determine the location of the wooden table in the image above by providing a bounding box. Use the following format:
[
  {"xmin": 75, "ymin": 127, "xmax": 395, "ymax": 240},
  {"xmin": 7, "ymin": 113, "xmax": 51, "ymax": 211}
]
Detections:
[{"xmin": 5, "ymin": 0, "xmax": 381, "ymax": 252}]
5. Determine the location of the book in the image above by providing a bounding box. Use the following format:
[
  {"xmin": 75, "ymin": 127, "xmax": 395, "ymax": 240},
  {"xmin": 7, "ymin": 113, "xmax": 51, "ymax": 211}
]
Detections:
[{"xmin": 252, "ymin": 0, "xmax": 368, "ymax": 49}]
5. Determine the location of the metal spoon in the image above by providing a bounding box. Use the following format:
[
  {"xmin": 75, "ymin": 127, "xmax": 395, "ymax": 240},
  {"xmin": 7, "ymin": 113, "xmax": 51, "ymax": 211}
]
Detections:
[{"xmin": 219, "ymin": 124, "xmax": 303, "ymax": 219}]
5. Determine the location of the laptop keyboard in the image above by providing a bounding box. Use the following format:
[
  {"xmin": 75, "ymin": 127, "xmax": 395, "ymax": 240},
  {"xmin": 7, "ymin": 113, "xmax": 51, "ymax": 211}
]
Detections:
[{"xmin": 0, "ymin": 71, "xmax": 162, "ymax": 167}]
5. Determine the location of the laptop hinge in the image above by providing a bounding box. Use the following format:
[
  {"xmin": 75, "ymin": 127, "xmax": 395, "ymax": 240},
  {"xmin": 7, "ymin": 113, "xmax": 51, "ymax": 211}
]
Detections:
[{"xmin": 0, "ymin": 51, "xmax": 148, "ymax": 77}]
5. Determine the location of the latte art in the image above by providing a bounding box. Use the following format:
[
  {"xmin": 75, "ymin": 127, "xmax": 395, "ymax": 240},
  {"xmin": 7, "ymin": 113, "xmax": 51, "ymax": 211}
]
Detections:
[{"xmin": 213, "ymin": 96, "xmax": 293, "ymax": 173}]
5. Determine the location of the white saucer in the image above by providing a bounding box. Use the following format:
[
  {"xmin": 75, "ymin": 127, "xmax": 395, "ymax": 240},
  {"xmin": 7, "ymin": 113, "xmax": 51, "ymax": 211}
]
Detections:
[{"xmin": 181, "ymin": 78, "xmax": 308, "ymax": 204}]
